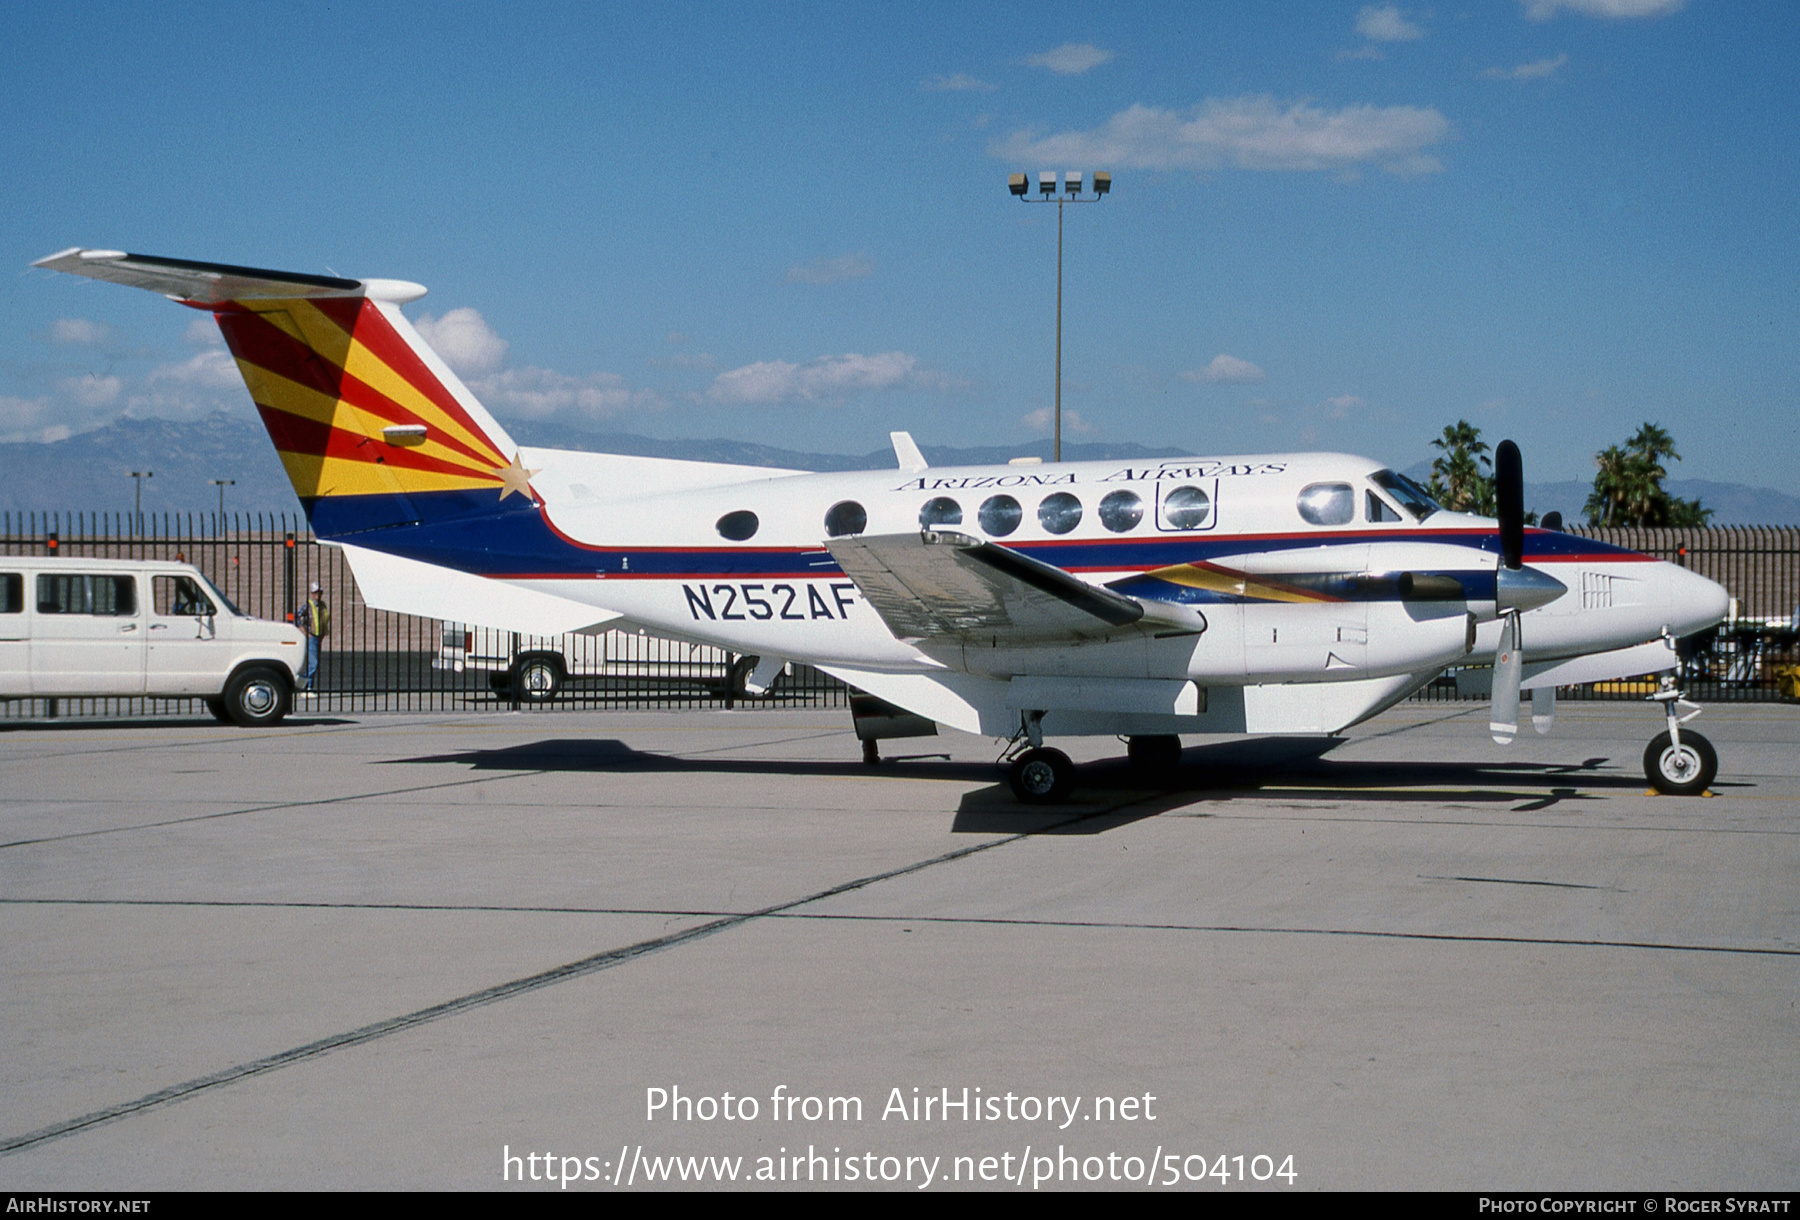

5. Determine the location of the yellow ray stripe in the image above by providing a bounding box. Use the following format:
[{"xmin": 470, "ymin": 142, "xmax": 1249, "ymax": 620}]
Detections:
[
  {"xmin": 276, "ymin": 299, "xmax": 506, "ymax": 470},
  {"xmin": 237, "ymin": 359, "xmax": 503, "ymax": 482},
  {"xmin": 277, "ymin": 451, "xmax": 509, "ymax": 498},
  {"xmin": 335, "ymin": 335, "xmax": 507, "ymax": 469}
]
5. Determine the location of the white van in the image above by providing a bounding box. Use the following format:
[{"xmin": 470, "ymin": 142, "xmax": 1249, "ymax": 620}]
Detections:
[{"xmin": 0, "ymin": 557, "xmax": 305, "ymax": 725}]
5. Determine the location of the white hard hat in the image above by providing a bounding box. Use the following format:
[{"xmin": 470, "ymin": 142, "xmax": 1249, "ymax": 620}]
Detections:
[{"xmin": 309, "ymin": 581, "xmax": 322, "ymax": 592}]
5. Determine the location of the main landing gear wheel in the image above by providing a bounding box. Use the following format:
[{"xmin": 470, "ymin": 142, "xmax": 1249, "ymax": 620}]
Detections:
[
  {"xmin": 1009, "ymin": 747, "xmax": 1075, "ymax": 804},
  {"xmin": 1127, "ymin": 734, "xmax": 1182, "ymax": 774},
  {"xmin": 1644, "ymin": 729, "xmax": 1716, "ymax": 796}
]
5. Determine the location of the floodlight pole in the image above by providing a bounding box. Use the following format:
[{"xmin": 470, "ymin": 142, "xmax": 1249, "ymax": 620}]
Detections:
[
  {"xmin": 129, "ymin": 471, "xmax": 152, "ymax": 531},
  {"xmin": 210, "ymin": 478, "xmax": 235, "ymax": 519},
  {"xmin": 1010, "ymin": 171, "xmax": 1109, "ymax": 462}
]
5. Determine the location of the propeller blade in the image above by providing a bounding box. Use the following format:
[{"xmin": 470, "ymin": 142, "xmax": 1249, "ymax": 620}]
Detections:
[
  {"xmin": 1490, "ymin": 611, "xmax": 1522, "ymax": 744},
  {"xmin": 1496, "ymin": 439, "xmax": 1523, "ymax": 571},
  {"xmin": 1531, "ymin": 685, "xmax": 1556, "ymax": 734}
]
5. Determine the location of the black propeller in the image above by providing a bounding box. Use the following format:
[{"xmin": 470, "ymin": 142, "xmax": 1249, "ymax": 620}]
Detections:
[{"xmin": 1496, "ymin": 438, "xmax": 1523, "ymax": 570}]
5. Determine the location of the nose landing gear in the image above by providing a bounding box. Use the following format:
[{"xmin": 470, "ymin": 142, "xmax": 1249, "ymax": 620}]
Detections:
[{"xmin": 1644, "ymin": 678, "xmax": 1716, "ymax": 796}]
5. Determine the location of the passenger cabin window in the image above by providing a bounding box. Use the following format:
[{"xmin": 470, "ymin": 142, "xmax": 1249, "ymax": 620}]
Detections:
[
  {"xmin": 824, "ymin": 500, "xmax": 867, "ymax": 537},
  {"xmin": 0, "ymin": 573, "xmax": 20, "ymax": 614},
  {"xmin": 1296, "ymin": 483, "xmax": 1355, "ymax": 526},
  {"xmin": 1098, "ymin": 490, "xmax": 1144, "ymax": 533},
  {"xmin": 1369, "ymin": 469, "xmax": 1440, "ymax": 520},
  {"xmin": 919, "ymin": 497, "xmax": 962, "ymax": 527},
  {"xmin": 36, "ymin": 574, "xmax": 136, "ymax": 616},
  {"xmin": 1038, "ymin": 492, "xmax": 1082, "ymax": 535},
  {"xmin": 716, "ymin": 510, "xmax": 759, "ymax": 541},
  {"xmin": 978, "ymin": 495, "xmax": 1022, "ymax": 537},
  {"xmin": 1160, "ymin": 485, "xmax": 1211, "ymax": 530},
  {"xmin": 154, "ymin": 575, "xmax": 216, "ymax": 617},
  {"xmin": 1366, "ymin": 491, "xmax": 1403, "ymax": 523}
]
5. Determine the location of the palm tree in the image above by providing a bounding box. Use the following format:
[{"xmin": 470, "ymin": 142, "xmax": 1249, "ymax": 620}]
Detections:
[
  {"xmin": 1583, "ymin": 423, "xmax": 1712, "ymax": 526},
  {"xmin": 1428, "ymin": 420, "xmax": 1495, "ymax": 515}
]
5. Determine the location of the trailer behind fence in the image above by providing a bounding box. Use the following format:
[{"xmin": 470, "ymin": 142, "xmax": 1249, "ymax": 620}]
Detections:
[{"xmin": 3, "ymin": 513, "xmax": 1796, "ymax": 721}]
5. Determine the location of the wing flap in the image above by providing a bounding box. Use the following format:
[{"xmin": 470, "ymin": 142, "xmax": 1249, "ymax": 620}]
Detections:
[{"xmin": 826, "ymin": 530, "xmax": 1144, "ymax": 645}]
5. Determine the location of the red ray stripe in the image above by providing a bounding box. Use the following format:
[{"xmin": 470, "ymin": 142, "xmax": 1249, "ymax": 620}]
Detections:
[{"xmin": 343, "ymin": 301, "xmax": 501, "ymax": 456}]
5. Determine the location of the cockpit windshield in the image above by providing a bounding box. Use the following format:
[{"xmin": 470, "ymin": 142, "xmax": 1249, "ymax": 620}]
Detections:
[{"xmin": 1370, "ymin": 470, "xmax": 1441, "ymax": 521}]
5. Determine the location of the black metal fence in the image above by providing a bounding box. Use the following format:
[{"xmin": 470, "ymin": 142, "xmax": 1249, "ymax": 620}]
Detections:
[
  {"xmin": 3, "ymin": 514, "xmax": 1796, "ymax": 721},
  {"xmin": 0, "ymin": 511, "xmax": 848, "ymax": 720}
]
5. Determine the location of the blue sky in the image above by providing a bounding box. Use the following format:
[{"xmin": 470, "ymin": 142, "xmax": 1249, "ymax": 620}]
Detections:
[{"xmin": 3, "ymin": 1, "xmax": 1796, "ymax": 491}]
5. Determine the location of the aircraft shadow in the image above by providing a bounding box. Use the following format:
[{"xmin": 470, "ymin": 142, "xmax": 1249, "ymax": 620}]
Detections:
[{"xmin": 387, "ymin": 736, "xmax": 1662, "ymax": 837}]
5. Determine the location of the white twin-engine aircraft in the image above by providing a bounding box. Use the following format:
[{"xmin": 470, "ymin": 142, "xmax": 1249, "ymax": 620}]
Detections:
[{"xmin": 36, "ymin": 249, "xmax": 1732, "ymax": 801}]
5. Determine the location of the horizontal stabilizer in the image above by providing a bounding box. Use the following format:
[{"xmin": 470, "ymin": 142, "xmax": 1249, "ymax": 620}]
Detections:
[
  {"xmin": 339, "ymin": 543, "xmax": 620, "ymax": 637},
  {"xmin": 30, "ymin": 248, "xmax": 427, "ymax": 304}
]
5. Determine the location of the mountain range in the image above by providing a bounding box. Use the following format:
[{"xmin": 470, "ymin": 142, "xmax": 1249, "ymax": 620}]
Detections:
[{"xmin": 4, "ymin": 413, "xmax": 1797, "ymax": 527}]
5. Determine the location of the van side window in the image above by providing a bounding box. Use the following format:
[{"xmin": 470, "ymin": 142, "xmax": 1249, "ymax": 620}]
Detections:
[
  {"xmin": 154, "ymin": 575, "xmax": 216, "ymax": 617},
  {"xmin": 36, "ymin": 574, "xmax": 137, "ymax": 616},
  {"xmin": 0, "ymin": 573, "xmax": 20, "ymax": 614}
]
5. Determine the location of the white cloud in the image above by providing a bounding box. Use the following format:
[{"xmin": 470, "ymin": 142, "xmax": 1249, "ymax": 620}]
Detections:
[
  {"xmin": 184, "ymin": 317, "xmax": 224, "ymax": 345},
  {"xmin": 0, "ymin": 394, "xmax": 67, "ymax": 443},
  {"xmin": 413, "ymin": 307, "xmax": 509, "ymax": 377},
  {"xmin": 785, "ymin": 253, "xmax": 876, "ymax": 285},
  {"xmin": 1323, "ymin": 394, "xmax": 1364, "ymax": 419},
  {"xmin": 1182, "ymin": 354, "xmax": 1267, "ymax": 384},
  {"xmin": 1523, "ymin": 0, "xmax": 1683, "ymax": 18},
  {"xmin": 922, "ymin": 73, "xmax": 997, "ymax": 92},
  {"xmin": 995, "ymin": 95, "xmax": 1452, "ymax": 176},
  {"xmin": 707, "ymin": 352, "xmax": 931, "ymax": 406},
  {"xmin": 1025, "ymin": 43, "xmax": 1115, "ymax": 75},
  {"xmin": 1021, "ymin": 406, "xmax": 1094, "ymax": 435},
  {"xmin": 1482, "ymin": 53, "xmax": 1569, "ymax": 79},
  {"xmin": 1356, "ymin": 5, "xmax": 1424, "ymax": 41},
  {"xmin": 148, "ymin": 349, "xmax": 242, "ymax": 391},
  {"xmin": 468, "ymin": 366, "xmax": 657, "ymax": 420},
  {"xmin": 59, "ymin": 373, "xmax": 123, "ymax": 410},
  {"xmin": 48, "ymin": 318, "xmax": 115, "ymax": 348}
]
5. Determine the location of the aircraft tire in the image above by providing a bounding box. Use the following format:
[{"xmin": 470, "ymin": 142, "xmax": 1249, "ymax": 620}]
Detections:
[
  {"xmin": 223, "ymin": 665, "xmax": 290, "ymax": 727},
  {"xmin": 1127, "ymin": 734, "xmax": 1182, "ymax": 773},
  {"xmin": 1644, "ymin": 730, "xmax": 1716, "ymax": 796},
  {"xmin": 1009, "ymin": 747, "xmax": 1074, "ymax": 804}
]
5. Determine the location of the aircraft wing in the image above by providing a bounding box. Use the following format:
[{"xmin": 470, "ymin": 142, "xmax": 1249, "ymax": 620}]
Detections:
[
  {"xmin": 32, "ymin": 248, "xmax": 371, "ymax": 303},
  {"xmin": 826, "ymin": 530, "xmax": 1150, "ymax": 645}
]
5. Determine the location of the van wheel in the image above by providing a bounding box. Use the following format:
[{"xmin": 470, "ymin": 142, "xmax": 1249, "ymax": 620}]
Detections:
[
  {"xmin": 205, "ymin": 697, "xmax": 233, "ymax": 724},
  {"xmin": 512, "ymin": 656, "xmax": 563, "ymax": 702},
  {"xmin": 224, "ymin": 666, "xmax": 290, "ymax": 727}
]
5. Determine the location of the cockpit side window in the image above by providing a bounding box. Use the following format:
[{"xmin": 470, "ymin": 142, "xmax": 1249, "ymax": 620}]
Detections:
[
  {"xmin": 1370, "ymin": 470, "xmax": 1440, "ymax": 521},
  {"xmin": 1366, "ymin": 490, "xmax": 1403, "ymax": 523}
]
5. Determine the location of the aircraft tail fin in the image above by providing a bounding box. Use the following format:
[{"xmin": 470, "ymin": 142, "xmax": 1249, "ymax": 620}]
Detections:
[{"xmin": 33, "ymin": 249, "xmax": 526, "ymax": 539}]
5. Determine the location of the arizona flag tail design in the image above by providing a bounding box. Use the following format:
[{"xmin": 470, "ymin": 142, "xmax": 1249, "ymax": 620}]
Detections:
[{"xmin": 32, "ymin": 249, "xmax": 528, "ymax": 539}]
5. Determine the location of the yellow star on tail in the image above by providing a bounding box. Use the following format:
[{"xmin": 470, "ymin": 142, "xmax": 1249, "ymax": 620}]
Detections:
[{"xmin": 496, "ymin": 452, "xmax": 539, "ymax": 502}]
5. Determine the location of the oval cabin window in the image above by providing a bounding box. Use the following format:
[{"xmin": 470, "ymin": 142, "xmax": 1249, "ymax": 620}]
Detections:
[
  {"xmin": 824, "ymin": 500, "xmax": 867, "ymax": 537},
  {"xmin": 1161, "ymin": 485, "xmax": 1211, "ymax": 530},
  {"xmin": 919, "ymin": 497, "xmax": 962, "ymax": 527},
  {"xmin": 978, "ymin": 495, "xmax": 1022, "ymax": 537},
  {"xmin": 1296, "ymin": 483, "xmax": 1354, "ymax": 526},
  {"xmin": 1098, "ymin": 489, "xmax": 1144, "ymax": 533},
  {"xmin": 716, "ymin": 510, "xmax": 759, "ymax": 541},
  {"xmin": 1038, "ymin": 492, "xmax": 1083, "ymax": 535}
]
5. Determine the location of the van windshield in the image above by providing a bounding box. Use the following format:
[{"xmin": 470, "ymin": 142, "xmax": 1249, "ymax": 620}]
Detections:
[{"xmin": 196, "ymin": 575, "xmax": 244, "ymax": 617}]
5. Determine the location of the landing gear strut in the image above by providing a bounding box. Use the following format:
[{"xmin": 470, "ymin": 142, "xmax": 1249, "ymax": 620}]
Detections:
[{"xmin": 1644, "ymin": 676, "xmax": 1716, "ymax": 796}]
